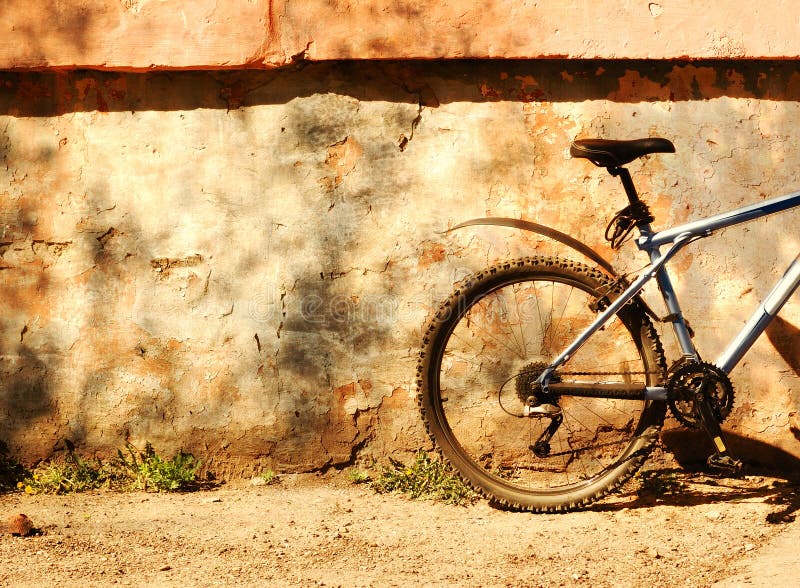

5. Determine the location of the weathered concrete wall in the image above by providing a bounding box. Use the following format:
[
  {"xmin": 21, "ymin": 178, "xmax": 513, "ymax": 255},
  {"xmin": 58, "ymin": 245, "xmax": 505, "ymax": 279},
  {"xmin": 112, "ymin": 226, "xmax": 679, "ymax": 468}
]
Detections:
[
  {"xmin": 3, "ymin": 1, "xmax": 800, "ymax": 69},
  {"xmin": 1, "ymin": 61, "xmax": 800, "ymax": 474}
]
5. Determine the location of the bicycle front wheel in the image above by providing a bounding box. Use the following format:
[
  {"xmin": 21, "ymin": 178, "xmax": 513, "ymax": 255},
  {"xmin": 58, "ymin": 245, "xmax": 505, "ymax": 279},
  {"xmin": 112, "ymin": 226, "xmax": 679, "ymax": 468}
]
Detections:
[{"xmin": 417, "ymin": 256, "xmax": 666, "ymax": 512}]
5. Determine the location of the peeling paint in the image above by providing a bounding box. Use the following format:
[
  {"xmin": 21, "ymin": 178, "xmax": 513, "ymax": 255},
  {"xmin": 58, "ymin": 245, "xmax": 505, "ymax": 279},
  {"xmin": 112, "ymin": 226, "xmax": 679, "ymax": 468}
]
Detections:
[
  {"xmin": 321, "ymin": 136, "xmax": 363, "ymax": 190},
  {"xmin": 150, "ymin": 254, "xmax": 203, "ymax": 274}
]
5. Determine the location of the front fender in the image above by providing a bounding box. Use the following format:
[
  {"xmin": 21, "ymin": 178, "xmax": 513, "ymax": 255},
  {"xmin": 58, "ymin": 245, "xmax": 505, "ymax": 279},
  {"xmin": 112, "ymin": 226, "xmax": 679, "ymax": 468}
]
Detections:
[{"xmin": 445, "ymin": 217, "xmax": 617, "ymax": 277}]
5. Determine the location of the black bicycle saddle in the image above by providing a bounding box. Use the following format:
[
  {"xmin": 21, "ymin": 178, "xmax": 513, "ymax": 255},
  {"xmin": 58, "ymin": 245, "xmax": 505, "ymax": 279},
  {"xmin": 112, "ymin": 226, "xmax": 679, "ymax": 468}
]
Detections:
[{"xmin": 570, "ymin": 138, "xmax": 675, "ymax": 168}]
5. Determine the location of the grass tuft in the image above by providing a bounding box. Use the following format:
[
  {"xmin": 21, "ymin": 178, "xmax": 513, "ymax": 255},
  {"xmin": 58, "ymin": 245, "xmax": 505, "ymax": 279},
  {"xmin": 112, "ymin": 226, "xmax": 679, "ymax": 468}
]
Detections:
[
  {"xmin": 23, "ymin": 452, "xmax": 105, "ymax": 494},
  {"xmin": 347, "ymin": 469, "xmax": 371, "ymax": 485},
  {"xmin": 111, "ymin": 442, "xmax": 200, "ymax": 492},
  {"xmin": 21, "ymin": 442, "xmax": 200, "ymax": 494},
  {"xmin": 259, "ymin": 469, "xmax": 280, "ymax": 485},
  {"xmin": 371, "ymin": 451, "xmax": 478, "ymax": 506}
]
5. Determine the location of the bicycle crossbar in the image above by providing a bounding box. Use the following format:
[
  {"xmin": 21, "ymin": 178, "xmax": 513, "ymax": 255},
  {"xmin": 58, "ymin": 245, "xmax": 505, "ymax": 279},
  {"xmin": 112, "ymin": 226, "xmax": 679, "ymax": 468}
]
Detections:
[{"xmin": 645, "ymin": 189, "xmax": 800, "ymax": 248}]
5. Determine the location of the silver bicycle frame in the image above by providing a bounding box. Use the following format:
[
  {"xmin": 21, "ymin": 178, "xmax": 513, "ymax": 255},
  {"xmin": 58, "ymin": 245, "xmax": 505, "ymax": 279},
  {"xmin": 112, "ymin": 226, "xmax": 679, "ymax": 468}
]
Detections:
[{"xmin": 538, "ymin": 189, "xmax": 800, "ymax": 399}]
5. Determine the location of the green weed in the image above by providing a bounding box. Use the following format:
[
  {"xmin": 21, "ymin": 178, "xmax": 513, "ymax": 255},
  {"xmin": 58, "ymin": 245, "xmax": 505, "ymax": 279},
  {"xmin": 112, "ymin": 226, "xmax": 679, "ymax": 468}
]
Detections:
[
  {"xmin": 347, "ymin": 469, "xmax": 371, "ymax": 484},
  {"xmin": 112, "ymin": 442, "xmax": 200, "ymax": 492},
  {"xmin": 371, "ymin": 451, "xmax": 478, "ymax": 506},
  {"xmin": 21, "ymin": 442, "xmax": 200, "ymax": 494},
  {"xmin": 24, "ymin": 452, "xmax": 107, "ymax": 494},
  {"xmin": 259, "ymin": 469, "xmax": 280, "ymax": 485}
]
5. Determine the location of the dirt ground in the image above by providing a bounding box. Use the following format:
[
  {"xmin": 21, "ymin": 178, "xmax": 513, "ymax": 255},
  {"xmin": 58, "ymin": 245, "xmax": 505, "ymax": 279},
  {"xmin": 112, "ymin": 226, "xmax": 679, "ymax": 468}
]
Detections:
[{"xmin": 1, "ymin": 468, "xmax": 799, "ymax": 588}]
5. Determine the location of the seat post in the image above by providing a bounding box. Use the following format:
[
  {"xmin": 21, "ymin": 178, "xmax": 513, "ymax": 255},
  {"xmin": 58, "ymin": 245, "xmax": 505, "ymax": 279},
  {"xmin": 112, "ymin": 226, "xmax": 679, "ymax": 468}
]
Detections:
[
  {"xmin": 608, "ymin": 166, "xmax": 641, "ymax": 205},
  {"xmin": 606, "ymin": 166, "xmax": 656, "ymax": 238}
]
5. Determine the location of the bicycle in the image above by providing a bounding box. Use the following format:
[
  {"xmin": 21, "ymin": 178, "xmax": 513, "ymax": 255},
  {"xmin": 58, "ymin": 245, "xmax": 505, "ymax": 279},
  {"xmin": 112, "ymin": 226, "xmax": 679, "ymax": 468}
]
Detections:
[{"xmin": 417, "ymin": 137, "xmax": 800, "ymax": 512}]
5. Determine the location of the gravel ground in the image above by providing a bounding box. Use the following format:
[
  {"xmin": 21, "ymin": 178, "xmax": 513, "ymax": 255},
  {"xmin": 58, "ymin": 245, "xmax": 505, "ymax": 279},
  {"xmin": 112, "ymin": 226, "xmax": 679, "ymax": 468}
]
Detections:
[{"xmin": 2, "ymin": 469, "xmax": 799, "ymax": 587}]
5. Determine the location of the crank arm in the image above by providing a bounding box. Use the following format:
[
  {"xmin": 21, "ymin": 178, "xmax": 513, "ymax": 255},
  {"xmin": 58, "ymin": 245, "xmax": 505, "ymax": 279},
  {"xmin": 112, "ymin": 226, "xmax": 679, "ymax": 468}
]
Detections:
[{"xmin": 694, "ymin": 381, "xmax": 743, "ymax": 477}]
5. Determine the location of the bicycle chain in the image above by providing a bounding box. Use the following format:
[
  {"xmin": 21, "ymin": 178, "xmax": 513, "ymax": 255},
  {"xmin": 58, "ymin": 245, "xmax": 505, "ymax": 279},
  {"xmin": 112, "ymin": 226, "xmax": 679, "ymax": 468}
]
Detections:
[
  {"xmin": 533, "ymin": 370, "xmax": 659, "ymax": 377},
  {"xmin": 513, "ymin": 366, "xmax": 659, "ymax": 406}
]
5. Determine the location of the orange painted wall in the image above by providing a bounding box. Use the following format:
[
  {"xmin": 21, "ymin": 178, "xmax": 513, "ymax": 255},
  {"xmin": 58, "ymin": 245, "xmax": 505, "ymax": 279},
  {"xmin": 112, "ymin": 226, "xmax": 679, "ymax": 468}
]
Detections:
[{"xmin": 2, "ymin": 1, "xmax": 800, "ymax": 70}]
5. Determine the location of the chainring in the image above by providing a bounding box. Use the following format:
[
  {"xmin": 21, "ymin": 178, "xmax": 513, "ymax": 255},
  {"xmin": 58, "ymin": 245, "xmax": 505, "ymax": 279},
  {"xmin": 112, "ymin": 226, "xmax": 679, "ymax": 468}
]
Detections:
[{"xmin": 667, "ymin": 361, "xmax": 734, "ymax": 428}]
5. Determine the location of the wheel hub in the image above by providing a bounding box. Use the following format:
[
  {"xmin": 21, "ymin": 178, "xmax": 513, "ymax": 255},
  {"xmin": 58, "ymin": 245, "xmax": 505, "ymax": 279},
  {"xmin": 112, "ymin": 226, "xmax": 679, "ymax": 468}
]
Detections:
[{"xmin": 514, "ymin": 361, "xmax": 562, "ymax": 404}]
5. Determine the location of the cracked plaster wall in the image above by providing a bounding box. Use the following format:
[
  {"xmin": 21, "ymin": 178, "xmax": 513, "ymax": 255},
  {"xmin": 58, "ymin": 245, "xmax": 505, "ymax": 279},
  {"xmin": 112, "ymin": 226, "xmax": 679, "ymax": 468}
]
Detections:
[{"xmin": 1, "ymin": 60, "xmax": 800, "ymax": 474}]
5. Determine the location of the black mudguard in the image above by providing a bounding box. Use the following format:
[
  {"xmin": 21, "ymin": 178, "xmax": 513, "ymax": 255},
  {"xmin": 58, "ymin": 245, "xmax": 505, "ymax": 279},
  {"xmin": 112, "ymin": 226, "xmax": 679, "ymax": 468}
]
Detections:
[{"xmin": 445, "ymin": 217, "xmax": 618, "ymax": 277}]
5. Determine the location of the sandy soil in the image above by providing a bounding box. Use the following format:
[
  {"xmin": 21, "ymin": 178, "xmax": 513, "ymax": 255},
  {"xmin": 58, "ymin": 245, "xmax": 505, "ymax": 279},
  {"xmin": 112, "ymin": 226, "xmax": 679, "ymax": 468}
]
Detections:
[{"xmin": 2, "ymin": 469, "xmax": 799, "ymax": 587}]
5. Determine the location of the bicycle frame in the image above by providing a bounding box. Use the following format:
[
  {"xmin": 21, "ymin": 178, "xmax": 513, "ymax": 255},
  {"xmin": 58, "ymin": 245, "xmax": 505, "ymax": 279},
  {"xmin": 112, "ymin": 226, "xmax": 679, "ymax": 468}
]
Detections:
[{"xmin": 537, "ymin": 189, "xmax": 800, "ymax": 401}]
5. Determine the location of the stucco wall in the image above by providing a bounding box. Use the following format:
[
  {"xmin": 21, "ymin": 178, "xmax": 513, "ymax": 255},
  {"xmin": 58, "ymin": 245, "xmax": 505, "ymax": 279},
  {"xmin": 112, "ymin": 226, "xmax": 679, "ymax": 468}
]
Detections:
[
  {"xmin": 3, "ymin": 1, "xmax": 800, "ymax": 69},
  {"xmin": 1, "ymin": 61, "xmax": 800, "ymax": 474}
]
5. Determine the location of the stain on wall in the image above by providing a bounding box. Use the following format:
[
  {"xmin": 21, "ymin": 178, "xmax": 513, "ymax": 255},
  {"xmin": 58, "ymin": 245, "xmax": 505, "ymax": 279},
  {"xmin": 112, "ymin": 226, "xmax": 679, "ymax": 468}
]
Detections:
[{"xmin": 1, "ymin": 60, "xmax": 799, "ymax": 474}]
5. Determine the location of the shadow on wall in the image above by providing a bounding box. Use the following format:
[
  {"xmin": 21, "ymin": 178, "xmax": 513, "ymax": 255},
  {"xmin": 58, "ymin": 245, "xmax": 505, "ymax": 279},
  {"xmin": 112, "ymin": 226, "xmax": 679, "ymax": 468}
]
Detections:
[
  {"xmin": 0, "ymin": 129, "xmax": 61, "ymax": 459},
  {"xmin": 766, "ymin": 315, "xmax": 800, "ymax": 377},
  {"xmin": 3, "ymin": 60, "xmax": 800, "ymax": 115},
  {"xmin": 1, "ymin": 59, "xmax": 799, "ymax": 468}
]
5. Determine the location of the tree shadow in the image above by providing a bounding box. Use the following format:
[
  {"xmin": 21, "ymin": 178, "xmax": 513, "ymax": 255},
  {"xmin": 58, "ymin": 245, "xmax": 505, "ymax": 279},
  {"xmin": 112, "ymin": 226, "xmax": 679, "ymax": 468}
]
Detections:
[
  {"xmin": 0, "ymin": 1, "xmax": 95, "ymax": 64},
  {"xmin": 0, "ymin": 439, "xmax": 26, "ymax": 492}
]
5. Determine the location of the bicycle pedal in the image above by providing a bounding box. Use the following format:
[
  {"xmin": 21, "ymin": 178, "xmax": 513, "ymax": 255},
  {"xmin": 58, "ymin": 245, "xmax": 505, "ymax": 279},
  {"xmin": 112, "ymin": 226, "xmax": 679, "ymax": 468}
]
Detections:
[{"xmin": 706, "ymin": 453, "xmax": 744, "ymax": 477}]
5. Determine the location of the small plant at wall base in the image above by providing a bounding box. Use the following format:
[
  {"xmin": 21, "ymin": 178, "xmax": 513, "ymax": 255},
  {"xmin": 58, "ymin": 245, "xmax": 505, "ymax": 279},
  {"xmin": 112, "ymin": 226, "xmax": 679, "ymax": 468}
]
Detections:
[
  {"xmin": 22, "ymin": 451, "xmax": 106, "ymax": 494},
  {"xmin": 20, "ymin": 442, "xmax": 200, "ymax": 494},
  {"xmin": 112, "ymin": 442, "xmax": 200, "ymax": 492},
  {"xmin": 347, "ymin": 468, "xmax": 371, "ymax": 484},
  {"xmin": 259, "ymin": 469, "xmax": 280, "ymax": 485},
  {"xmin": 371, "ymin": 451, "xmax": 478, "ymax": 506}
]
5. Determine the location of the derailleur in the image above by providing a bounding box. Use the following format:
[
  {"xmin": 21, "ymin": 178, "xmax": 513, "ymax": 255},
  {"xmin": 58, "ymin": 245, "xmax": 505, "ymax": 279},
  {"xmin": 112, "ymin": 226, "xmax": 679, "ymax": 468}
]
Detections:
[
  {"xmin": 526, "ymin": 396, "xmax": 563, "ymax": 458},
  {"xmin": 514, "ymin": 362, "xmax": 562, "ymax": 457}
]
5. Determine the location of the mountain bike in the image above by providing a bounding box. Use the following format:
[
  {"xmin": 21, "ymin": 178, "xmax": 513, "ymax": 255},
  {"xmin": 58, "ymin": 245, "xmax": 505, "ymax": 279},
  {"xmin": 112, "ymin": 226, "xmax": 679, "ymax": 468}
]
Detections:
[{"xmin": 417, "ymin": 137, "xmax": 800, "ymax": 512}]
